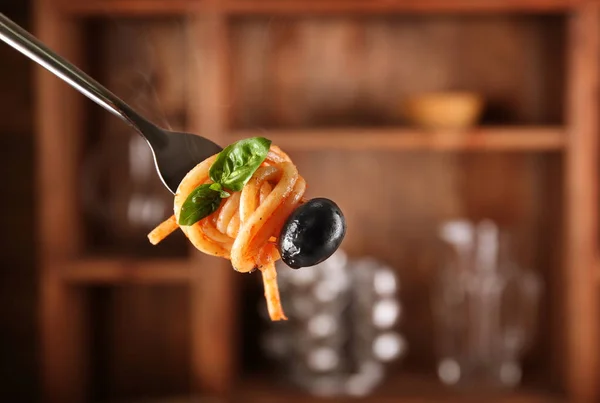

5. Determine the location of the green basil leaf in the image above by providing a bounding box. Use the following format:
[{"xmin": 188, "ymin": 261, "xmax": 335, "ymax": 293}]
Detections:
[
  {"xmin": 209, "ymin": 137, "xmax": 272, "ymax": 192},
  {"xmin": 178, "ymin": 184, "xmax": 223, "ymax": 226}
]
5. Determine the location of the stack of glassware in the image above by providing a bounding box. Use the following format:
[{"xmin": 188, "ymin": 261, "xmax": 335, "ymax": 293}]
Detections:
[
  {"xmin": 432, "ymin": 219, "xmax": 542, "ymax": 390},
  {"xmin": 262, "ymin": 250, "xmax": 406, "ymax": 397}
]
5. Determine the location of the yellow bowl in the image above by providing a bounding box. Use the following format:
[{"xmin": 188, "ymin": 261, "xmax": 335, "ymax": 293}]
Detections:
[{"xmin": 401, "ymin": 92, "xmax": 484, "ymax": 130}]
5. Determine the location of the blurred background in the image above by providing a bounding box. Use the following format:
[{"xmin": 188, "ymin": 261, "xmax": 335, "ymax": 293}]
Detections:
[{"xmin": 2, "ymin": 0, "xmax": 600, "ymax": 402}]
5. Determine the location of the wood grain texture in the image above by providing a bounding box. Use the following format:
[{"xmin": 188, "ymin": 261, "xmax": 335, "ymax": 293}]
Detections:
[
  {"xmin": 229, "ymin": 16, "xmax": 564, "ymax": 130},
  {"xmin": 36, "ymin": 2, "xmax": 89, "ymax": 401},
  {"xmin": 564, "ymin": 4, "xmax": 599, "ymax": 402}
]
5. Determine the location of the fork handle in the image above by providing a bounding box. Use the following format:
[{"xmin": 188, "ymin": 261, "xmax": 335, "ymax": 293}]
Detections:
[{"xmin": 0, "ymin": 13, "xmax": 166, "ymax": 147}]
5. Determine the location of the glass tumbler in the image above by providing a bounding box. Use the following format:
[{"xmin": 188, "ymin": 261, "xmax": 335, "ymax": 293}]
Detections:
[
  {"xmin": 262, "ymin": 251, "xmax": 407, "ymax": 397},
  {"xmin": 432, "ymin": 219, "xmax": 542, "ymax": 390}
]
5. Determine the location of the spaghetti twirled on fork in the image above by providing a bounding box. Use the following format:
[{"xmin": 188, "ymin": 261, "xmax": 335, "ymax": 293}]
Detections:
[{"xmin": 147, "ymin": 145, "xmax": 306, "ymax": 321}]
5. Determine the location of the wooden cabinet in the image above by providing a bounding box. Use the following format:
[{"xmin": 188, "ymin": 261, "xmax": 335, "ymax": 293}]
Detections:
[{"xmin": 34, "ymin": 1, "xmax": 599, "ymax": 402}]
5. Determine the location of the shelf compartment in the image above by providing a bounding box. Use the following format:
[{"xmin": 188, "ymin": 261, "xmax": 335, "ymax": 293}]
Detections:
[
  {"xmin": 80, "ymin": 17, "xmax": 190, "ymax": 259},
  {"xmin": 88, "ymin": 284, "xmax": 192, "ymax": 401},
  {"xmin": 62, "ymin": 259, "xmax": 193, "ymax": 284},
  {"xmin": 234, "ymin": 375, "xmax": 562, "ymax": 403},
  {"xmin": 229, "ymin": 15, "xmax": 565, "ymax": 131},
  {"xmin": 228, "ymin": 126, "xmax": 565, "ymax": 151}
]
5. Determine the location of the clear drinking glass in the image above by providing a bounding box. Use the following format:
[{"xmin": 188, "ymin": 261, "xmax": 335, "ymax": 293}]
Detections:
[
  {"xmin": 262, "ymin": 252, "xmax": 407, "ymax": 397},
  {"xmin": 432, "ymin": 219, "xmax": 542, "ymax": 389}
]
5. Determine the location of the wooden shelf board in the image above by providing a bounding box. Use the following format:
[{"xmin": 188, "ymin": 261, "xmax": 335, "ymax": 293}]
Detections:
[
  {"xmin": 57, "ymin": 0, "xmax": 576, "ymax": 16},
  {"xmin": 228, "ymin": 126, "xmax": 565, "ymax": 152},
  {"xmin": 61, "ymin": 258, "xmax": 193, "ymax": 284},
  {"xmin": 235, "ymin": 375, "xmax": 562, "ymax": 403}
]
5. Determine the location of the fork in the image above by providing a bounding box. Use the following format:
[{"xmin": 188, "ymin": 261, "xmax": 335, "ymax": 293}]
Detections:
[{"xmin": 0, "ymin": 13, "xmax": 222, "ymax": 194}]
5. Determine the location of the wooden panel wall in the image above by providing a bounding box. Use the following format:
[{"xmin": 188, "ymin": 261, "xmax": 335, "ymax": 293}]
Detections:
[{"xmin": 229, "ymin": 15, "xmax": 564, "ymax": 130}]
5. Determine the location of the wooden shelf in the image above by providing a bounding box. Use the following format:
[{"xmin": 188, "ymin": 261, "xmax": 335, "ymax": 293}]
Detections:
[
  {"xmin": 228, "ymin": 126, "xmax": 565, "ymax": 152},
  {"xmin": 35, "ymin": 0, "xmax": 600, "ymax": 401},
  {"xmin": 234, "ymin": 376, "xmax": 562, "ymax": 403},
  {"xmin": 61, "ymin": 258, "xmax": 194, "ymax": 285},
  {"xmin": 57, "ymin": 0, "xmax": 576, "ymax": 16}
]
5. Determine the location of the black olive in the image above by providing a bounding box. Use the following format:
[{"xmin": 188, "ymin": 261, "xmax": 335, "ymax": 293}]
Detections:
[{"xmin": 278, "ymin": 198, "xmax": 346, "ymax": 269}]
